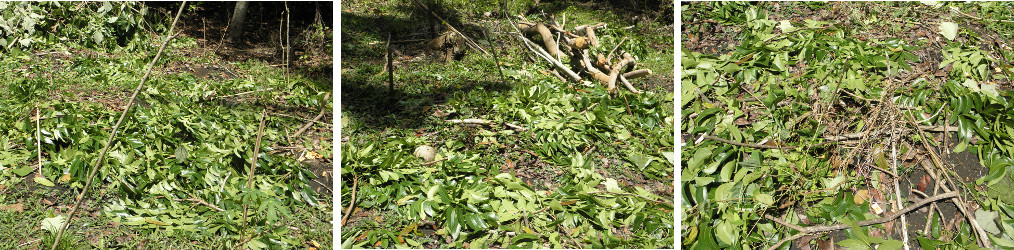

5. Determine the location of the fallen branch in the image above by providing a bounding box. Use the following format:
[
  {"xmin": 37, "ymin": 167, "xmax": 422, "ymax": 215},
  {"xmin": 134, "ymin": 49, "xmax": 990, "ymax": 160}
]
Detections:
[
  {"xmin": 622, "ymin": 69, "xmax": 652, "ymax": 79},
  {"xmin": 765, "ymin": 191, "xmax": 958, "ymax": 250},
  {"xmin": 515, "ymin": 28, "xmax": 581, "ymax": 82},
  {"xmin": 292, "ymin": 91, "xmax": 331, "ymax": 138},
  {"xmin": 618, "ymin": 75, "xmax": 642, "ymax": 94},
  {"xmin": 520, "ymin": 22, "xmax": 563, "ymax": 58},
  {"xmin": 605, "ymin": 52, "xmax": 635, "ymax": 93},
  {"xmin": 340, "ymin": 176, "xmax": 359, "ymax": 227},
  {"xmin": 574, "ymin": 23, "xmax": 605, "ymax": 47}
]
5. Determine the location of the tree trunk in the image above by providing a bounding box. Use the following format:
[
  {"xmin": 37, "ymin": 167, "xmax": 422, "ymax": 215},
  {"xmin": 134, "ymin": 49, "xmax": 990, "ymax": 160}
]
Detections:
[{"xmin": 227, "ymin": 1, "xmax": 250, "ymax": 43}]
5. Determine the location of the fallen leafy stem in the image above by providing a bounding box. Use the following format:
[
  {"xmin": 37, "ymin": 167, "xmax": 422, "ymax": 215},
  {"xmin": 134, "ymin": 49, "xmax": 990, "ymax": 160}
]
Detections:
[
  {"xmin": 700, "ymin": 134, "xmax": 794, "ymax": 150},
  {"xmin": 764, "ymin": 191, "xmax": 958, "ymax": 250}
]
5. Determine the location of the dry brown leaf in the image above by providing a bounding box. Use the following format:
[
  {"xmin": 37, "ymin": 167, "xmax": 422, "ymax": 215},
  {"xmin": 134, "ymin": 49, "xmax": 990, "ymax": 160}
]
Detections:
[
  {"xmin": 0, "ymin": 203, "xmax": 24, "ymax": 212},
  {"xmin": 917, "ymin": 174, "xmax": 931, "ymax": 193}
]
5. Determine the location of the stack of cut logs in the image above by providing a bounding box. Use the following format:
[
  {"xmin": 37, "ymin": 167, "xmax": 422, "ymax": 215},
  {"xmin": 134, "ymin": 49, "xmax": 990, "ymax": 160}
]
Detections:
[{"xmin": 517, "ymin": 20, "xmax": 652, "ymax": 94}]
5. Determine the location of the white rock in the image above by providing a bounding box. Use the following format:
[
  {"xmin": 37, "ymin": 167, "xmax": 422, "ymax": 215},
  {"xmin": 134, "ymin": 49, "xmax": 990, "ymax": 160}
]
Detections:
[{"xmin": 414, "ymin": 145, "xmax": 436, "ymax": 162}]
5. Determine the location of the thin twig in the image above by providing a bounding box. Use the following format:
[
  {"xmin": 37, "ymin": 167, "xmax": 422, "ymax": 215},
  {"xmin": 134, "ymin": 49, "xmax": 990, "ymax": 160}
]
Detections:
[
  {"xmin": 340, "ymin": 176, "xmax": 359, "ymax": 227},
  {"xmin": 241, "ymin": 108, "xmax": 268, "ymax": 247},
  {"xmin": 35, "ymin": 106, "xmax": 42, "ymax": 174},
  {"xmin": 906, "ymin": 112, "xmax": 992, "ymax": 248},
  {"xmin": 606, "ymin": 37, "xmax": 627, "ymax": 63},
  {"xmin": 17, "ymin": 238, "xmax": 41, "ymax": 248},
  {"xmin": 270, "ymin": 112, "xmax": 332, "ymax": 126},
  {"xmin": 51, "ymin": 3, "xmax": 187, "ymax": 250},
  {"xmin": 886, "ymin": 50, "xmax": 911, "ymax": 250},
  {"xmin": 311, "ymin": 178, "xmax": 333, "ymax": 194},
  {"xmin": 176, "ymin": 196, "xmax": 226, "ymax": 212},
  {"xmin": 386, "ymin": 32, "xmax": 394, "ymax": 92}
]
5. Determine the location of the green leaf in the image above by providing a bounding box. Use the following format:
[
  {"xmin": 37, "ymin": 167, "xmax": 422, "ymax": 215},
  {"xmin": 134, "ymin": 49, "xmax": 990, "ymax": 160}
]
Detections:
[
  {"xmin": 939, "ymin": 22, "xmax": 958, "ymax": 41},
  {"xmin": 12, "ymin": 166, "xmax": 33, "ymax": 177},
  {"xmin": 918, "ymin": 236, "xmax": 946, "ymax": 249},
  {"xmin": 662, "ymin": 151, "xmax": 675, "ymax": 164},
  {"xmin": 715, "ymin": 220, "xmax": 737, "ymax": 245},
  {"xmin": 974, "ymin": 209, "xmax": 1000, "ymax": 235},
  {"xmin": 777, "ymin": 20, "xmax": 796, "ymax": 33},
  {"xmin": 954, "ymin": 139, "xmax": 968, "ymax": 153},
  {"xmin": 755, "ymin": 193, "xmax": 774, "ymax": 207},
  {"xmin": 838, "ymin": 239, "xmax": 870, "ymax": 249},
  {"xmin": 511, "ymin": 233, "xmax": 540, "ymax": 245},
  {"xmin": 34, "ymin": 176, "xmax": 54, "ymax": 187},
  {"xmin": 878, "ymin": 240, "xmax": 904, "ymax": 250},
  {"xmin": 40, "ymin": 215, "xmax": 66, "ymax": 234},
  {"xmin": 823, "ymin": 175, "xmax": 846, "ymax": 189},
  {"xmin": 603, "ymin": 178, "xmax": 622, "ymax": 193},
  {"xmin": 175, "ymin": 146, "xmax": 188, "ymax": 164},
  {"xmin": 628, "ymin": 153, "xmax": 654, "ymax": 171}
]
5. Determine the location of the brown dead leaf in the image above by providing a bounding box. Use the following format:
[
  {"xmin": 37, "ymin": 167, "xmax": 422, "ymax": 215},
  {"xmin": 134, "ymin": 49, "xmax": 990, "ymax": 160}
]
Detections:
[
  {"xmin": 917, "ymin": 174, "xmax": 931, "ymax": 193},
  {"xmin": 0, "ymin": 203, "xmax": 24, "ymax": 212},
  {"xmin": 793, "ymin": 234, "xmax": 816, "ymax": 250},
  {"xmin": 41, "ymin": 198, "xmax": 54, "ymax": 206},
  {"xmin": 734, "ymin": 117, "xmax": 750, "ymax": 126},
  {"xmin": 816, "ymin": 238, "xmax": 834, "ymax": 250}
]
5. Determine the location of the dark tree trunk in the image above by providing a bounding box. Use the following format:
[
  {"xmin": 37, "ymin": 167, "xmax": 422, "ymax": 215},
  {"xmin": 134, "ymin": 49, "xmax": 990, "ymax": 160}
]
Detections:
[{"xmin": 226, "ymin": 1, "xmax": 250, "ymax": 43}]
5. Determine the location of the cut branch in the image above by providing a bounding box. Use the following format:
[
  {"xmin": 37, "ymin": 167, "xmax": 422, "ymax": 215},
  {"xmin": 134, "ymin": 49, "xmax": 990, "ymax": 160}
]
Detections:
[
  {"xmin": 623, "ymin": 69, "xmax": 652, "ymax": 79},
  {"xmin": 514, "ymin": 26, "xmax": 581, "ymax": 82}
]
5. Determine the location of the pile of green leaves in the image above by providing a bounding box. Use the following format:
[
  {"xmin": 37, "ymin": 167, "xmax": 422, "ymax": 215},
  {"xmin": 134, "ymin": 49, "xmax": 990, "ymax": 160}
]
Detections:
[
  {"xmin": 0, "ymin": 2, "xmax": 150, "ymax": 52},
  {"xmin": 0, "ymin": 39, "xmax": 330, "ymax": 248},
  {"xmin": 343, "ymin": 53, "xmax": 673, "ymax": 250},
  {"xmin": 683, "ymin": 2, "xmax": 1014, "ymax": 249}
]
